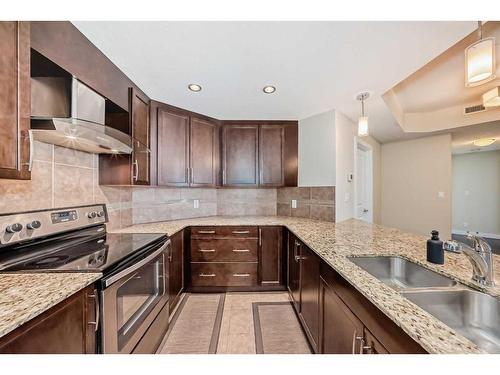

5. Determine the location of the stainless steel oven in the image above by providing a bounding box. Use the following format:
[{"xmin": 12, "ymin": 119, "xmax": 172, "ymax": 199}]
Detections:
[{"xmin": 100, "ymin": 239, "xmax": 170, "ymax": 354}]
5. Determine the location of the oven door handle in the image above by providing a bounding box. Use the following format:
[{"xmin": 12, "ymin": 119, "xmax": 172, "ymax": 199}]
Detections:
[{"xmin": 103, "ymin": 240, "xmax": 170, "ymax": 288}]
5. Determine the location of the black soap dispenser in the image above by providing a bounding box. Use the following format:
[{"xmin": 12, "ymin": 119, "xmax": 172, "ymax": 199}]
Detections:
[{"xmin": 427, "ymin": 230, "xmax": 444, "ymax": 265}]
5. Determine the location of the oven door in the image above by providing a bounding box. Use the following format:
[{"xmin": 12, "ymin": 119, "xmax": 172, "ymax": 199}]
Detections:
[{"xmin": 100, "ymin": 240, "xmax": 170, "ymax": 354}]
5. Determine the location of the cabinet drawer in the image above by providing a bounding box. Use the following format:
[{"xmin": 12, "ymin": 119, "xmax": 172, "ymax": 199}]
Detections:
[
  {"xmin": 191, "ymin": 239, "xmax": 258, "ymax": 262},
  {"xmin": 191, "ymin": 263, "xmax": 258, "ymax": 287},
  {"xmin": 191, "ymin": 226, "xmax": 258, "ymax": 238}
]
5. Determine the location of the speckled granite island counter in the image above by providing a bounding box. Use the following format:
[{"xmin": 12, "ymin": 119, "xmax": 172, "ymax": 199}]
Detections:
[
  {"xmin": 114, "ymin": 216, "xmax": 500, "ymax": 354},
  {"xmin": 0, "ymin": 273, "xmax": 101, "ymax": 338}
]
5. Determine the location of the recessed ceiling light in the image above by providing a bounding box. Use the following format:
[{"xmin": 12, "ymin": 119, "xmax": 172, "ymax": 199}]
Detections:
[
  {"xmin": 472, "ymin": 138, "xmax": 496, "ymax": 147},
  {"xmin": 188, "ymin": 84, "xmax": 202, "ymax": 92},
  {"xmin": 263, "ymin": 85, "xmax": 276, "ymax": 94}
]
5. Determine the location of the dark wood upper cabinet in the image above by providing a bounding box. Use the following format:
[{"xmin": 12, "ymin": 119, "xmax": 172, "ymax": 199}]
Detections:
[
  {"xmin": 222, "ymin": 124, "xmax": 259, "ymax": 186},
  {"xmin": 131, "ymin": 88, "xmax": 150, "ymax": 185},
  {"xmin": 0, "ymin": 21, "xmax": 31, "ymax": 180},
  {"xmin": 190, "ymin": 117, "xmax": 219, "ymax": 187},
  {"xmin": 259, "ymin": 125, "xmax": 284, "ymax": 186}
]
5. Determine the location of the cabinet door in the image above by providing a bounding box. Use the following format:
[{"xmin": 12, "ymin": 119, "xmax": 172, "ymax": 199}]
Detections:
[
  {"xmin": 259, "ymin": 226, "xmax": 283, "ymax": 285},
  {"xmin": 299, "ymin": 244, "xmax": 320, "ymax": 351},
  {"xmin": 363, "ymin": 328, "xmax": 389, "ymax": 354},
  {"xmin": 259, "ymin": 125, "xmax": 284, "ymax": 186},
  {"xmin": 222, "ymin": 124, "xmax": 259, "ymax": 186},
  {"xmin": 169, "ymin": 230, "xmax": 184, "ymax": 313},
  {"xmin": 0, "ymin": 21, "xmax": 30, "ymax": 180},
  {"xmin": 0, "ymin": 286, "xmax": 96, "ymax": 353},
  {"xmin": 319, "ymin": 278, "xmax": 364, "ymax": 354},
  {"xmin": 287, "ymin": 232, "xmax": 301, "ymax": 310},
  {"xmin": 157, "ymin": 108, "xmax": 190, "ymax": 186},
  {"xmin": 131, "ymin": 88, "xmax": 150, "ymax": 185},
  {"xmin": 190, "ymin": 117, "xmax": 218, "ymax": 187}
]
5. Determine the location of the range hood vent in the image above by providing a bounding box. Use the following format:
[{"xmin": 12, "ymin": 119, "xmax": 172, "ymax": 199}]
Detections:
[{"xmin": 30, "ymin": 77, "xmax": 133, "ymax": 154}]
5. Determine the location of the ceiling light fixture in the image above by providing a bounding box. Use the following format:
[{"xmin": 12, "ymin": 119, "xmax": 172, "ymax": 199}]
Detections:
[
  {"xmin": 188, "ymin": 84, "xmax": 202, "ymax": 92},
  {"xmin": 482, "ymin": 86, "xmax": 500, "ymax": 107},
  {"xmin": 263, "ymin": 85, "xmax": 276, "ymax": 94},
  {"xmin": 472, "ymin": 138, "xmax": 496, "ymax": 147},
  {"xmin": 465, "ymin": 21, "xmax": 496, "ymax": 87},
  {"xmin": 356, "ymin": 92, "xmax": 370, "ymax": 137}
]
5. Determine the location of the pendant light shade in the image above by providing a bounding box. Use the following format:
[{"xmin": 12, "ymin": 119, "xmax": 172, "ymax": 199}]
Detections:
[
  {"xmin": 358, "ymin": 116, "xmax": 369, "ymax": 137},
  {"xmin": 356, "ymin": 92, "xmax": 370, "ymax": 137},
  {"xmin": 465, "ymin": 22, "xmax": 496, "ymax": 87}
]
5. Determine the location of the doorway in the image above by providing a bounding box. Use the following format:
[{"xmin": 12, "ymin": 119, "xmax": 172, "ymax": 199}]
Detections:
[{"xmin": 354, "ymin": 138, "xmax": 373, "ymax": 223}]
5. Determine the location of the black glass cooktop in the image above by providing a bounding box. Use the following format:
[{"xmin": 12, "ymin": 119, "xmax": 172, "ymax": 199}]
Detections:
[{"xmin": 0, "ymin": 225, "xmax": 166, "ymax": 273}]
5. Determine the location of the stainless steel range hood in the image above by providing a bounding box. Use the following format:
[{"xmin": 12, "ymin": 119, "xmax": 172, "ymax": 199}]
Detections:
[{"xmin": 30, "ymin": 77, "xmax": 133, "ymax": 154}]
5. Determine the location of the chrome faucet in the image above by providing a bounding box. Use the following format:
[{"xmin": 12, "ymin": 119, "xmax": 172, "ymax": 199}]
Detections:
[{"xmin": 444, "ymin": 233, "xmax": 495, "ymax": 287}]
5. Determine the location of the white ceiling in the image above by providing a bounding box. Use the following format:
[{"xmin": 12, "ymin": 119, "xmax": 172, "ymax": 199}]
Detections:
[{"xmin": 73, "ymin": 21, "xmax": 477, "ymax": 143}]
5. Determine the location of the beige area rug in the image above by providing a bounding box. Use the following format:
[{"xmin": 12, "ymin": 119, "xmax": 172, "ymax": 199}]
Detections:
[
  {"xmin": 253, "ymin": 302, "xmax": 312, "ymax": 354},
  {"xmin": 159, "ymin": 293, "xmax": 225, "ymax": 354}
]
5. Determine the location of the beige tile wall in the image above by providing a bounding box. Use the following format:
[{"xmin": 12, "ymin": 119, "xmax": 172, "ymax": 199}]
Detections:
[
  {"xmin": 132, "ymin": 187, "xmax": 217, "ymax": 224},
  {"xmin": 0, "ymin": 142, "xmax": 335, "ymax": 229},
  {"xmin": 0, "ymin": 141, "xmax": 133, "ymax": 230},
  {"xmin": 217, "ymin": 189, "xmax": 277, "ymax": 216},
  {"xmin": 277, "ymin": 186, "xmax": 335, "ymax": 222}
]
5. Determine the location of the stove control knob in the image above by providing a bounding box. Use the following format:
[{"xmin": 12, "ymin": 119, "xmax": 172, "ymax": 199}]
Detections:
[
  {"xmin": 87, "ymin": 211, "xmax": 97, "ymax": 219},
  {"xmin": 6, "ymin": 223, "xmax": 23, "ymax": 233},
  {"xmin": 96, "ymin": 210, "xmax": 105, "ymax": 218},
  {"xmin": 27, "ymin": 220, "xmax": 42, "ymax": 230}
]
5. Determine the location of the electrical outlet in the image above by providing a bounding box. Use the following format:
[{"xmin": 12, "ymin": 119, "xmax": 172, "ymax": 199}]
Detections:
[
  {"xmin": 193, "ymin": 199, "xmax": 200, "ymax": 209},
  {"xmin": 291, "ymin": 199, "xmax": 297, "ymax": 209},
  {"xmin": 463, "ymin": 222, "xmax": 468, "ymax": 228},
  {"xmin": 438, "ymin": 191, "xmax": 445, "ymax": 198}
]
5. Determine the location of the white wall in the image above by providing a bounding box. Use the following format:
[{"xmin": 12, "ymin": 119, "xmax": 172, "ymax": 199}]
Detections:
[
  {"xmin": 298, "ymin": 110, "xmax": 336, "ymax": 186},
  {"xmin": 334, "ymin": 111, "xmax": 357, "ymax": 222},
  {"xmin": 381, "ymin": 134, "xmax": 452, "ymax": 239},
  {"xmin": 452, "ymin": 150, "xmax": 500, "ymax": 236}
]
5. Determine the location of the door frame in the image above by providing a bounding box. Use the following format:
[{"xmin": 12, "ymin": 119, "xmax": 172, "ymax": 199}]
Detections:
[{"xmin": 353, "ymin": 137, "xmax": 373, "ymax": 223}]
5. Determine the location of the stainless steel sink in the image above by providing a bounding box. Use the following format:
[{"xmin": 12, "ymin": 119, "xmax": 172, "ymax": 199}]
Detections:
[
  {"xmin": 348, "ymin": 256, "xmax": 457, "ymax": 290},
  {"xmin": 402, "ymin": 289, "xmax": 500, "ymax": 353}
]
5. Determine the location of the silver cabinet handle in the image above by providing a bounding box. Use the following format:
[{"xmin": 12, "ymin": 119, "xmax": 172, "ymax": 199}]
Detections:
[
  {"xmin": 233, "ymin": 273, "xmax": 250, "ymax": 277},
  {"xmin": 198, "ymin": 249, "xmax": 216, "ymax": 252},
  {"xmin": 362, "ymin": 345, "xmax": 372, "ymax": 354},
  {"xmin": 88, "ymin": 292, "xmax": 99, "ymax": 332},
  {"xmin": 352, "ymin": 331, "xmax": 364, "ymax": 354},
  {"xmin": 190, "ymin": 167, "xmax": 194, "ymax": 183},
  {"xmin": 294, "ymin": 240, "xmax": 301, "ymax": 262},
  {"xmin": 232, "ymin": 230, "xmax": 250, "ymax": 234},
  {"xmin": 199, "ymin": 273, "xmax": 216, "ymax": 277},
  {"xmin": 132, "ymin": 159, "xmax": 138, "ymax": 181},
  {"xmin": 197, "ymin": 230, "xmax": 215, "ymax": 234},
  {"xmin": 23, "ymin": 130, "xmax": 34, "ymax": 171},
  {"xmin": 232, "ymin": 249, "xmax": 250, "ymax": 253},
  {"xmin": 259, "ymin": 228, "xmax": 262, "ymax": 246}
]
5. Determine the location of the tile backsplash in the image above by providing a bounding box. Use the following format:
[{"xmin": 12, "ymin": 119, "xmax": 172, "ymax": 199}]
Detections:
[
  {"xmin": 277, "ymin": 187, "xmax": 335, "ymax": 222},
  {"xmin": 0, "ymin": 142, "xmax": 335, "ymax": 230}
]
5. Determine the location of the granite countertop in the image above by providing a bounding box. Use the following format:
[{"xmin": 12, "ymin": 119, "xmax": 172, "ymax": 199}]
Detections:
[
  {"xmin": 114, "ymin": 216, "xmax": 500, "ymax": 354},
  {"xmin": 0, "ymin": 272, "xmax": 101, "ymax": 339}
]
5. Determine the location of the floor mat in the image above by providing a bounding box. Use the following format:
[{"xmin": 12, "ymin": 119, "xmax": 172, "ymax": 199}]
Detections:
[
  {"xmin": 159, "ymin": 293, "xmax": 225, "ymax": 354},
  {"xmin": 252, "ymin": 302, "xmax": 312, "ymax": 354}
]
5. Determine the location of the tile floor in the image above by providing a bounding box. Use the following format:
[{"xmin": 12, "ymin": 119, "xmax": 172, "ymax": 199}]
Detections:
[{"xmin": 216, "ymin": 292, "xmax": 291, "ymax": 354}]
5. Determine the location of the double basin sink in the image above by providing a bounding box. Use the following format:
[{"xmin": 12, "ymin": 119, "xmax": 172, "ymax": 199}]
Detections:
[{"xmin": 348, "ymin": 256, "xmax": 500, "ymax": 353}]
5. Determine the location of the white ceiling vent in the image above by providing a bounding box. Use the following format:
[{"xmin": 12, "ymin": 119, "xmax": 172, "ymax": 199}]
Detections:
[{"xmin": 463, "ymin": 104, "xmax": 486, "ymax": 115}]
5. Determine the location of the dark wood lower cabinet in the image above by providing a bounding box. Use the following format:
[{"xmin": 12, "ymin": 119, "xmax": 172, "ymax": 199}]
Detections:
[
  {"xmin": 259, "ymin": 226, "xmax": 283, "ymax": 285},
  {"xmin": 319, "ymin": 277, "xmax": 364, "ymax": 354},
  {"xmin": 287, "ymin": 231, "xmax": 301, "ymax": 311},
  {"xmin": 0, "ymin": 285, "xmax": 97, "ymax": 354},
  {"xmin": 298, "ymin": 243, "xmax": 320, "ymax": 352},
  {"xmin": 169, "ymin": 230, "xmax": 184, "ymax": 313}
]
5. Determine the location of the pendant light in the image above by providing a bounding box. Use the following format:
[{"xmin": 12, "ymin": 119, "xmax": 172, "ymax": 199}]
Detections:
[
  {"xmin": 465, "ymin": 21, "xmax": 496, "ymax": 87},
  {"xmin": 356, "ymin": 92, "xmax": 370, "ymax": 137}
]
